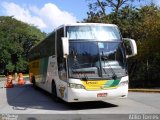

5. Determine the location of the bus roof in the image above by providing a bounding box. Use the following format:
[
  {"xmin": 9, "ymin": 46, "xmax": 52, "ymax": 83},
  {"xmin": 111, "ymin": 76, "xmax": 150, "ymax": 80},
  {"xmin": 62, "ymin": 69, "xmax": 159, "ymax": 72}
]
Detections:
[
  {"xmin": 29, "ymin": 23, "xmax": 118, "ymax": 52},
  {"xmin": 56, "ymin": 23, "xmax": 118, "ymax": 30}
]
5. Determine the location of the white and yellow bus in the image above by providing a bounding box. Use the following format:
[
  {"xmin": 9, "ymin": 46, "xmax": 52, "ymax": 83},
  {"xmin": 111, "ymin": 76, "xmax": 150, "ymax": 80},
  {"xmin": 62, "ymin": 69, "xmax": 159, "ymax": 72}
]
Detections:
[{"xmin": 29, "ymin": 23, "xmax": 137, "ymax": 102}]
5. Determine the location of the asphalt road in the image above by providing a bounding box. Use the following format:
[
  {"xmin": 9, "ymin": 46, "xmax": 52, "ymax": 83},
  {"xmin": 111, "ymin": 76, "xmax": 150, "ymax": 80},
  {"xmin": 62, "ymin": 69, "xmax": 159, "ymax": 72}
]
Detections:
[{"xmin": 0, "ymin": 80, "xmax": 160, "ymax": 120}]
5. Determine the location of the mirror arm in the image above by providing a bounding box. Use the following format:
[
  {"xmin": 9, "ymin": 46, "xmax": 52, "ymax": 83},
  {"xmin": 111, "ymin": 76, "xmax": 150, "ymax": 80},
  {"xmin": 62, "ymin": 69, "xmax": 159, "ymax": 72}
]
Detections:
[{"xmin": 61, "ymin": 37, "xmax": 69, "ymax": 58}]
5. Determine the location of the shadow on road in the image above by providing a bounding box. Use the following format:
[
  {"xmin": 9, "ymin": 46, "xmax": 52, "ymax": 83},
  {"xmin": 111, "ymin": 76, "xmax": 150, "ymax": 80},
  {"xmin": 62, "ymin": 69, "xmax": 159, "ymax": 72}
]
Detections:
[
  {"xmin": 67, "ymin": 101, "xmax": 117, "ymax": 110},
  {"xmin": 6, "ymin": 81, "xmax": 118, "ymax": 111}
]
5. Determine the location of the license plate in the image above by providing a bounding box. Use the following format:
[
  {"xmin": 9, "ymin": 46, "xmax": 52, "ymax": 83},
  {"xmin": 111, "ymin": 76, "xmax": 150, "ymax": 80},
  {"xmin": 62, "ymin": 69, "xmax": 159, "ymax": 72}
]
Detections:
[{"xmin": 97, "ymin": 93, "xmax": 107, "ymax": 97}]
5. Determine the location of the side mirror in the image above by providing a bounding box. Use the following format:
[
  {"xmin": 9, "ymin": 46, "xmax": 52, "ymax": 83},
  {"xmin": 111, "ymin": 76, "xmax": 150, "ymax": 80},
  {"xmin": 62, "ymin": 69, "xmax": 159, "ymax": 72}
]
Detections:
[
  {"xmin": 123, "ymin": 38, "xmax": 137, "ymax": 58},
  {"xmin": 61, "ymin": 37, "xmax": 69, "ymax": 58}
]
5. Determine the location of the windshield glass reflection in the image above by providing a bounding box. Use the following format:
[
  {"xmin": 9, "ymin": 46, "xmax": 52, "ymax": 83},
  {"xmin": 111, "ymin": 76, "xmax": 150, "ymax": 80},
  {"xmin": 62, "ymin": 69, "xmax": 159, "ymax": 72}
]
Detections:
[{"xmin": 68, "ymin": 41, "xmax": 127, "ymax": 79}]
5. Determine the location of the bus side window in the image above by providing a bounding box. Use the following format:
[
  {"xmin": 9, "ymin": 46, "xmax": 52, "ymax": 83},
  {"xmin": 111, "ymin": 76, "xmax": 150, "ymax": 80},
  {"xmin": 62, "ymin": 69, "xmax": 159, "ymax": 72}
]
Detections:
[{"xmin": 57, "ymin": 28, "xmax": 67, "ymax": 81}]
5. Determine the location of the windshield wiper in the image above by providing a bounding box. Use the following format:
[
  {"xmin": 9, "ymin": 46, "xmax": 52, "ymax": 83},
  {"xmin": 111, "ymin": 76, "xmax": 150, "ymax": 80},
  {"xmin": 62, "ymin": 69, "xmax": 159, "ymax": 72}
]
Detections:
[{"xmin": 101, "ymin": 51, "xmax": 117, "ymax": 80}]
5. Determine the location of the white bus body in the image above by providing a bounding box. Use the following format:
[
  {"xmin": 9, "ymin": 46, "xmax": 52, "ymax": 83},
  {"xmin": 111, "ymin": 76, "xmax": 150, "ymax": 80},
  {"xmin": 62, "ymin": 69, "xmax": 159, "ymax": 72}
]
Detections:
[{"xmin": 29, "ymin": 23, "xmax": 137, "ymax": 102}]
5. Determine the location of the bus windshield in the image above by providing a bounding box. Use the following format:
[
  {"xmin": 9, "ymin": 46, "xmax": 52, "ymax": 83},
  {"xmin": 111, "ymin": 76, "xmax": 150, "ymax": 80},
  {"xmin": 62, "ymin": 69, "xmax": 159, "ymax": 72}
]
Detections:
[
  {"xmin": 66, "ymin": 25, "xmax": 121, "ymax": 41},
  {"xmin": 68, "ymin": 41, "xmax": 127, "ymax": 79}
]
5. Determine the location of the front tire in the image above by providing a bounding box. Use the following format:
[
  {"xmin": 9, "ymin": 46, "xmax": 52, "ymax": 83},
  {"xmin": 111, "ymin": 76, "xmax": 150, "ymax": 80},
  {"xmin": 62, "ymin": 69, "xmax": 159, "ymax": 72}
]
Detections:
[{"xmin": 52, "ymin": 81, "xmax": 60, "ymax": 102}]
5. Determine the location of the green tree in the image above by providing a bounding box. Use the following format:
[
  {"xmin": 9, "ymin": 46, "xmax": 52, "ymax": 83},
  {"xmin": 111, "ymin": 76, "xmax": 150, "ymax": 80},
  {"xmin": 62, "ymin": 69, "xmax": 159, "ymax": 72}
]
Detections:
[
  {"xmin": 132, "ymin": 5, "xmax": 160, "ymax": 87},
  {"xmin": 85, "ymin": 0, "xmax": 142, "ymax": 23},
  {"xmin": 0, "ymin": 16, "xmax": 46, "ymax": 74},
  {"xmin": 5, "ymin": 61, "xmax": 15, "ymax": 73},
  {"xmin": 112, "ymin": 4, "xmax": 160, "ymax": 87}
]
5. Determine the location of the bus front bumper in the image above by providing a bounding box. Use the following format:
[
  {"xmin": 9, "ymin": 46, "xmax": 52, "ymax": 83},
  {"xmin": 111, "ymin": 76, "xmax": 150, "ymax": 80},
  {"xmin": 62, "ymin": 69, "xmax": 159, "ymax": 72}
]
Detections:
[{"xmin": 66, "ymin": 85, "xmax": 128, "ymax": 102}]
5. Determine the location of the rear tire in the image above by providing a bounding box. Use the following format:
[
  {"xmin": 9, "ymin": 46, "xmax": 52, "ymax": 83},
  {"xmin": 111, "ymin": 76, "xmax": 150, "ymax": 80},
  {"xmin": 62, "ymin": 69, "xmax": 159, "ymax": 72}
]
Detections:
[{"xmin": 32, "ymin": 76, "xmax": 37, "ymax": 89}]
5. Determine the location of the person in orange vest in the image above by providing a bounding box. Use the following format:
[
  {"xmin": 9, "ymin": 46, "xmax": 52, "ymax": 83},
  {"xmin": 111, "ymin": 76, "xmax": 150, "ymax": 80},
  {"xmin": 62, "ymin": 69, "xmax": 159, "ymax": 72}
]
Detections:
[
  {"xmin": 5, "ymin": 73, "xmax": 14, "ymax": 88},
  {"xmin": 18, "ymin": 73, "xmax": 25, "ymax": 85}
]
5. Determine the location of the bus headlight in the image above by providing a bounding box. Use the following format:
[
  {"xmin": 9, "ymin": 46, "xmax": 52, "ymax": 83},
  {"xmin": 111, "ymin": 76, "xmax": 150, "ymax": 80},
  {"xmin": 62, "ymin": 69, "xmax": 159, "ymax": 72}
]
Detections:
[
  {"xmin": 68, "ymin": 83, "xmax": 85, "ymax": 89},
  {"xmin": 119, "ymin": 80, "xmax": 129, "ymax": 87}
]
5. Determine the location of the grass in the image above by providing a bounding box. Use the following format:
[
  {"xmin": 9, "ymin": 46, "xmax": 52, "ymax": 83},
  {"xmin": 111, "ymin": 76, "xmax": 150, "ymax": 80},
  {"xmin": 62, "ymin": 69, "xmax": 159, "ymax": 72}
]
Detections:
[
  {"xmin": 0, "ymin": 75, "xmax": 6, "ymax": 78},
  {"xmin": 0, "ymin": 73, "xmax": 29, "ymax": 78}
]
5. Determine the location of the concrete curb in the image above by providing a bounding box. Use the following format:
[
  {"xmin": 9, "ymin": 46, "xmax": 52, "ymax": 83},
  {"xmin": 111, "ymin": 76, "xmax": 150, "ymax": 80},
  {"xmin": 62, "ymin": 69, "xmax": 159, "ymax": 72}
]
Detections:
[{"xmin": 129, "ymin": 89, "xmax": 160, "ymax": 93}]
